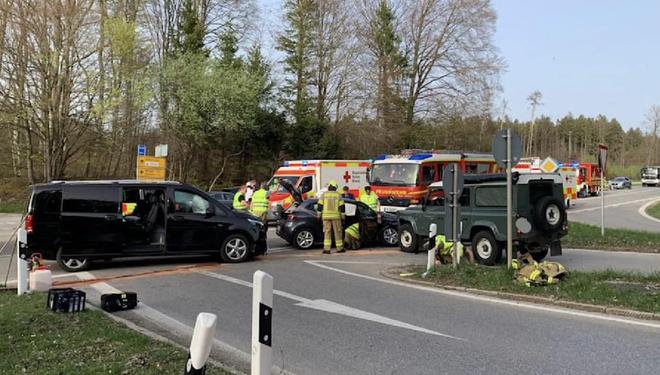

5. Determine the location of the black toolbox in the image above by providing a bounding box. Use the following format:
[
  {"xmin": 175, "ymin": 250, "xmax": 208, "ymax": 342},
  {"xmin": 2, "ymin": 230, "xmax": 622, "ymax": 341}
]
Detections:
[{"xmin": 101, "ymin": 292, "xmax": 138, "ymax": 312}]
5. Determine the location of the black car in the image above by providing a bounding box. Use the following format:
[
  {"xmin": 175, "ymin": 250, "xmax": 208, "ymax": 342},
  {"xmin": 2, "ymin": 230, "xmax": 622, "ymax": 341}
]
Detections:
[
  {"xmin": 26, "ymin": 180, "xmax": 267, "ymax": 272},
  {"xmin": 276, "ymin": 198, "xmax": 399, "ymax": 249}
]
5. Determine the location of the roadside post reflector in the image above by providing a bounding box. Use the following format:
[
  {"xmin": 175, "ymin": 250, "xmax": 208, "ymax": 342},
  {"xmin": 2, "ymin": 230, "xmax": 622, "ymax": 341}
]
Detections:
[
  {"xmin": 17, "ymin": 228, "xmax": 28, "ymax": 295},
  {"xmin": 423, "ymin": 224, "xmax": 437, "ymax": 278},
  {"xmin": 185, "ymin": 312, "xmax": 217, "ymax": 375},
  {"xmin": 252, "ymin": 270, "xmax": 273, "ymax": 375}
]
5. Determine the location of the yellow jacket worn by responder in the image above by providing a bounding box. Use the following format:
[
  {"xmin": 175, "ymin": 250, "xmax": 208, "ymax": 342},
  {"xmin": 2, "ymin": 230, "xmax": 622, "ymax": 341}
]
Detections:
[
  {"xmin": 250, "ymin": 188, "xmax": 269, "ymax": 219},
  {"xmin": 233, "ymin": 192, "xmax": 247, "ymax": 211},
  {"xmin": 513, "ymin": 253, "xmax": 568, "ymax": 287},
  {"xmin": 434, "ymin": 234, "xmax": 463, "ymax": 260},
  {"xmin": 317, "ymin": 181, "xmax": 345, "ymax": 253},
  {"xmin": 344, "ymin": 223, "xmax": 360, "ymax": 250},
  {"xmin": 359, "ymin": 190, "xmax": 379, "ymax": 211}
]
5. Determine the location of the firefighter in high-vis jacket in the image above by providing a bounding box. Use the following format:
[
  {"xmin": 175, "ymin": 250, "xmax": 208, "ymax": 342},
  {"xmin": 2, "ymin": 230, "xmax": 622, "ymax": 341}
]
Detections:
[
  {"xmin": 344, "ymin": 222, "xmax": 360, "ymax": 250},
  {"xmin": 317, "ymin": 180, "xmax": 345, "ymax": 254},
  {"xmin": 432, "ymin": 234, "xmax": 474, "ymax": 265}
]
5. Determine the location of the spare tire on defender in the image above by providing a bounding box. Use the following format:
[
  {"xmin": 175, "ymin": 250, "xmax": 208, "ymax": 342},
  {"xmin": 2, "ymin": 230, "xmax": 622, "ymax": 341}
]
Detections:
[{"xmin": 534, "ymin": 196, "xmax": 566, "ymax": 232}]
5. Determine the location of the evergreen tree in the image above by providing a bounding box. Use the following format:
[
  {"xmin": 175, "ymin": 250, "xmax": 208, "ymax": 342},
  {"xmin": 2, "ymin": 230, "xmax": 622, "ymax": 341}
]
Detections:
[
  {"xmin": 219, "ymin": 28, "xmax": 241, "ymax": 68},
  {"xmin": 176, "ymin": 0, "xmax": 206, "ymax": 55}
]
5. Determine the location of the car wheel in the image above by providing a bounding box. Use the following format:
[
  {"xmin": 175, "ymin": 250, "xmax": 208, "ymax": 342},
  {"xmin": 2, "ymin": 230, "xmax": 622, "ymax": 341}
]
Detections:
[
  {"xmin": 529, "ymin": 248, "xmax": 548, "ymax": 262},
  {"xmin": 380, "ymin": 226, "xmax": 399, "ymax": 247},
  {"xmin": 293, "ymin": 228, "xmax": 315, "ymax": 249},
  {"xmin": 471, "ymin": 230, "xmax": 501, "ymax": 266},
  {"xmin": 398, "ymin": 224, "xmax": 419, "ymax": 253},
  {"xmin": 535, "ymin": 196, "xmax": 566, "ymax": 232},
  {"xmin": 56, "ymin": 248, "xmax": 90, "ymax": 272},
  {"xmin": 220, "ymin": 234, "xmax": 251, "ymax": 263}
]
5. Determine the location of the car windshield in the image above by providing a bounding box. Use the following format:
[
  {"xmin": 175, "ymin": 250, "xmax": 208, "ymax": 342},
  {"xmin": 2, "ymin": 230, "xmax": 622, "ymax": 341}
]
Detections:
[
  {"xmin": 613, "ymin": 177, "xmax": 626, "ymax": 181},
  {"xmin": 370, "ymin": 163, "xmax": 419, "ymax": 186},
  {"xmin": 268, "ymin": 176, "xmax": 299, "ymax": 193}
]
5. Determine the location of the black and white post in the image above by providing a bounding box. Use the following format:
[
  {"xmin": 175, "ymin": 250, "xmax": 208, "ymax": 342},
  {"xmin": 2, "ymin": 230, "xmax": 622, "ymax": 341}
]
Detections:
[
  {"xmin": 422, "ymin": 223, "xmax": 437, "ymax": 278},
  {"xmin": 184, "ymin": 312, "xmax": 217, "ymax": 375},
  {"xmin": 252, "ymin": 270, "xmax": 273, "ymax": 375},
  {"xmin": 17, "ymin": 228, "xmax": 28, "ymax": 295}
]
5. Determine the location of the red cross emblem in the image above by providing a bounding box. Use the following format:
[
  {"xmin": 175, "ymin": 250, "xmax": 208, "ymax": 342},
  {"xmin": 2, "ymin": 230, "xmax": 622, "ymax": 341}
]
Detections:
[{"xmin": 343, "ymin": 171, "xmax": 351, "ymax": 183}]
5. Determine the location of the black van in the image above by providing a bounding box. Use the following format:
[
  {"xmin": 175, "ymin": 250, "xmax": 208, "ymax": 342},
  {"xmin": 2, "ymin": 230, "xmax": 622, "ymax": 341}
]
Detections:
[{"xmin": 26, "ymin": 180, "xmax": 267, "ymax": 272}]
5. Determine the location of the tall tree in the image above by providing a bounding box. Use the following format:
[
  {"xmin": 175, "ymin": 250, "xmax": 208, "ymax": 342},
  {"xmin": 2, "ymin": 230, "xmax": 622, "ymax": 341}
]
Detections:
[
  {"xmin": 645, "ymin": 105, "xmax": 660, "ymax": 164},
  {"xmin": 401, "ymin": 0, "xmax": 501, "ymax": 126},
  {"xmin": 526, "ymin": 90, "xmax": 543, "ymax": 155},
  {"xmin": 364, "ymin": 0, "xmax": 406, "ymax": 129}
]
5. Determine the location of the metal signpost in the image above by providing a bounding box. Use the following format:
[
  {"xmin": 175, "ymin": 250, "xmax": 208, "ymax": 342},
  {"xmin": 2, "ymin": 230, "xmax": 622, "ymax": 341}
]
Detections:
[
  {"xmin": 598, "ymin": 144, "xmax": 608, "ymax": 236},
  {"xmin": 492, "ymin": 129, "xmax": 522, "ymax": 269},
  {"xmin": 442, "ymin": 164, "xmax": 463, "ymax": 269}
]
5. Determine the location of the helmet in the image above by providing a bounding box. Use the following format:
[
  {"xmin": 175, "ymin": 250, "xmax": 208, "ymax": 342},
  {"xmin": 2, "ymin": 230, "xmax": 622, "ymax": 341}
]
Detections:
[{"xmin": 328, "ymin": 180, "xmax": 338, "ymax": 188}]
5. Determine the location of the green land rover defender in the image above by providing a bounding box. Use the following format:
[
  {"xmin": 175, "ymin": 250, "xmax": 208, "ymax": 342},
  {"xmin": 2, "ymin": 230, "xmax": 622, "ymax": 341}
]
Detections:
[{"xmin": 396, "ymin": 173, "xmax": 568, "ymax": 265}]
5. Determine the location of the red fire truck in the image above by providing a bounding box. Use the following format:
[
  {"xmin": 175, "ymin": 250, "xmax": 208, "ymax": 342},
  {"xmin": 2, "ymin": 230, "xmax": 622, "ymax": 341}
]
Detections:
[
  {"xmin": 577, "ymin": 162, "xmax": 603, "ymax": 197},
  {"xmin": 369, "ymin": 151, "xmax": 498, "ymax": 212}
]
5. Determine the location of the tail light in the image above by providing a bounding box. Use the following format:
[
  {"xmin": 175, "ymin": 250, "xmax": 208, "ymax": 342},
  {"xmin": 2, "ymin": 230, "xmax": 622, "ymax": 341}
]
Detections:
[
  {"xmin": 410, "ymin": 199, "xmax": 419, "ymax": 204},
  {"xmin": 287, "ymin": 214, "xmax": 296, "ymax": 221},
  {"xmin": 25, "ymin": 214, "xmax": 33, "ymax": 234}
]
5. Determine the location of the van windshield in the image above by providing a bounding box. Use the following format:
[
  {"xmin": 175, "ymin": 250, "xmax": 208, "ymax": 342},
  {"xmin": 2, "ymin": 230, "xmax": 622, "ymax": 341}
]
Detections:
[
  {"xmin": 641, "ymin": 167, "xmax": 659, "ymax": 177},
  {"xmin": 268, "ymin": 176, "xmax": 299, "ymax": 193},
  {"xmin": 370, "ymin": 164, "xmax": 419, "ymax": 187}
]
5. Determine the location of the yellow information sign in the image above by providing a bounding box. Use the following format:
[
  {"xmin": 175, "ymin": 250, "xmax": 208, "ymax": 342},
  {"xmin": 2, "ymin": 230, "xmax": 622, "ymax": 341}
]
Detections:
[
  {"xmin": 540, "ymin": 157, "xmax": 559, "ymax": 174},
  {"xmin": 136, "ymin": 156, "xmax": 166, "ymax": 181}
]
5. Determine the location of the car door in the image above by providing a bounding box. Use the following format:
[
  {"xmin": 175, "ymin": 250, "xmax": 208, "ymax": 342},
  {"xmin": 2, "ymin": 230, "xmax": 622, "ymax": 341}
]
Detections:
[
  {"xmin": 356, "ymin": 202, "xmax": 379, "ymax": 244},
  {"xmin": 166, "ymin": 188, "xmax": 219, "ymax": 253},
  {"xmin": 121, "ymin": 186, "xmax": 166, "ymax": 254},
  {"xmin": 60, "ymin": 185, "xmax": 122, "ymax": 256}
]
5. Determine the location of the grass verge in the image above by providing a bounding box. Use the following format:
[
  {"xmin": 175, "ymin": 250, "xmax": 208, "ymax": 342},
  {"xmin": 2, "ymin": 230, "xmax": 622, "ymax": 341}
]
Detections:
[
  {"xmin": 646, "ymin": 202, "xmax": 660, "ymax": 220},
  {"xmin": 406, "ymin": 264, "xmax": 660, "ymax": 313},
  {"xmin": 563, "ymin": 221, "xmax": 660, "ymax": 252},
  {"xmin": 0, "ymin": 200, "xmax": 25, "ymax": 213},
  {"xmin": 0, "ymin": 291, "xmax": 228, "ymax": 374}
]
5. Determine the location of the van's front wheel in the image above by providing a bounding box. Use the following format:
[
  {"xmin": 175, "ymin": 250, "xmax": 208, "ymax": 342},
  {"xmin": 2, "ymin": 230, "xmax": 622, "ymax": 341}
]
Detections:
[
  {"xmin": 56, "ymin": 248, "xmax": 90, "ymax": 272},
  {"xmin": 220, "ymin": 234, "xmax": 251, "ymax": 263}
]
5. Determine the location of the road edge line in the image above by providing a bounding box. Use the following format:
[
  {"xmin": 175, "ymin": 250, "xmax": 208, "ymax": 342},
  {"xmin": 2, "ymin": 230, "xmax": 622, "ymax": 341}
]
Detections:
[
  {"xmin": 304, "ymin": 260, "xmax": 660, "ymax": 330},
  {"xmin": 380, "ymin": 267, "xmax": 660, "ymax": 322},
  {"xmin": 638, "ymin": 198, "xmax": 660, "ymax": 224}
]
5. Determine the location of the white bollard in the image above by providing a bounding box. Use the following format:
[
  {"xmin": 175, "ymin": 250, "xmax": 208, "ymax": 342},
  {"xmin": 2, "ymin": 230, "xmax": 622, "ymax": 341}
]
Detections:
[
  {"xmin": 185, "ymin": 312, "xmax": 217, "ymax": 375},
  {"xmin": 422, "ymin": 224, "xmax": 437, "ymax": 278},
  {"xmin": 17, "ymin": 228, "xmax": 28, "ymax": 295},
  {"xmin": 251, "ymin": 270, "xmax": 273, "ymax": 375}
]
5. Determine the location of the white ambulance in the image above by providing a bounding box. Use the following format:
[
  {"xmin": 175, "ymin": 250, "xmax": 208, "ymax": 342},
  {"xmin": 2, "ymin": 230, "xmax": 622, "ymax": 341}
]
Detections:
[{"xmin": 267, "ymin": 160, "xmax": 371, "ymax": 215}]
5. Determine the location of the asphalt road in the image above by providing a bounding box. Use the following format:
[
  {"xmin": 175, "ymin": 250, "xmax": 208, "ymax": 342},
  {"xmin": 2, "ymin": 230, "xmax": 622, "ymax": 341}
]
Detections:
[
  {"xmin": 3, "ymin": 211, "xmax": 660, "ymax": 374},
  {"xmin": 79, "ymin": 249, "xmax": 660, "ymax": 375},
  {"xmin": 568, "ymin": 186, "xmax": 660, "ymax": 232}
]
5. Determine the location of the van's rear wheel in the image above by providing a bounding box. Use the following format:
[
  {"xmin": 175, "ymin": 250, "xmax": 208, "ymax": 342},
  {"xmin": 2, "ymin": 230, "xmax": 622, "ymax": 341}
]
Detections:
[
  {"xmin": 471, "ymin": 231, "xmax": 501, "ymax": 266},
  {"xmin": 56, "ymin": 248, "xmax": 90, "ymax": 272},
  {"xmin": 398, "ymin": 224, "xmax": 419, "ymax": 253}
]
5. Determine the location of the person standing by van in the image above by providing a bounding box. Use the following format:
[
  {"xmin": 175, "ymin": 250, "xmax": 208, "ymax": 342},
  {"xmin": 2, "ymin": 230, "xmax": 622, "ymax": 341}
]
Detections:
[
  {"xmin": 317, "ymin": 180, "xmax": 345, "ymax": 254},
  {"xmin": 233, "ymin": 186, "xmax": 249, "ymax": 211}
]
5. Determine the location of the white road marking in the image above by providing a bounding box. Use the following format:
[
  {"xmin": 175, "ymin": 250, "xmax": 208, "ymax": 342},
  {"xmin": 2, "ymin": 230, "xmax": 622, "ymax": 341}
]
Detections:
[
  {"xmin": 570, "ymin": 197, "xmax": 660, "ymax": 213},
  {"xmin": 83, "ymin": 280, "xmax": 255, "ymax": 367},
  {"xmin": 305, "ymin": 260, "xmax": 660, "ymax": 330},
  {"xmin": 196, "ymin": 269, "xmax": 461, "ymax": 340},
  {"xmin": 638, "ymin": 198, "xmax": 660, "ymax": 224}
]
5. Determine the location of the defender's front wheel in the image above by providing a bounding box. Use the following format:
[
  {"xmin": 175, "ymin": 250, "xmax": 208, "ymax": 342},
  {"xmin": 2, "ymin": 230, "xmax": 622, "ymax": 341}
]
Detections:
[{"xmin": 471, "ymin": 231, "xmax": 501, "ymax": 266}]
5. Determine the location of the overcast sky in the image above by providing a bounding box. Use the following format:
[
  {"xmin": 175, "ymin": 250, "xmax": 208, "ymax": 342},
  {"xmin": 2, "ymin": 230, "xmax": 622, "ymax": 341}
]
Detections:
[{"xmin": 256, "ymin": 0, "xmax": 660, "ymax": 130}]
